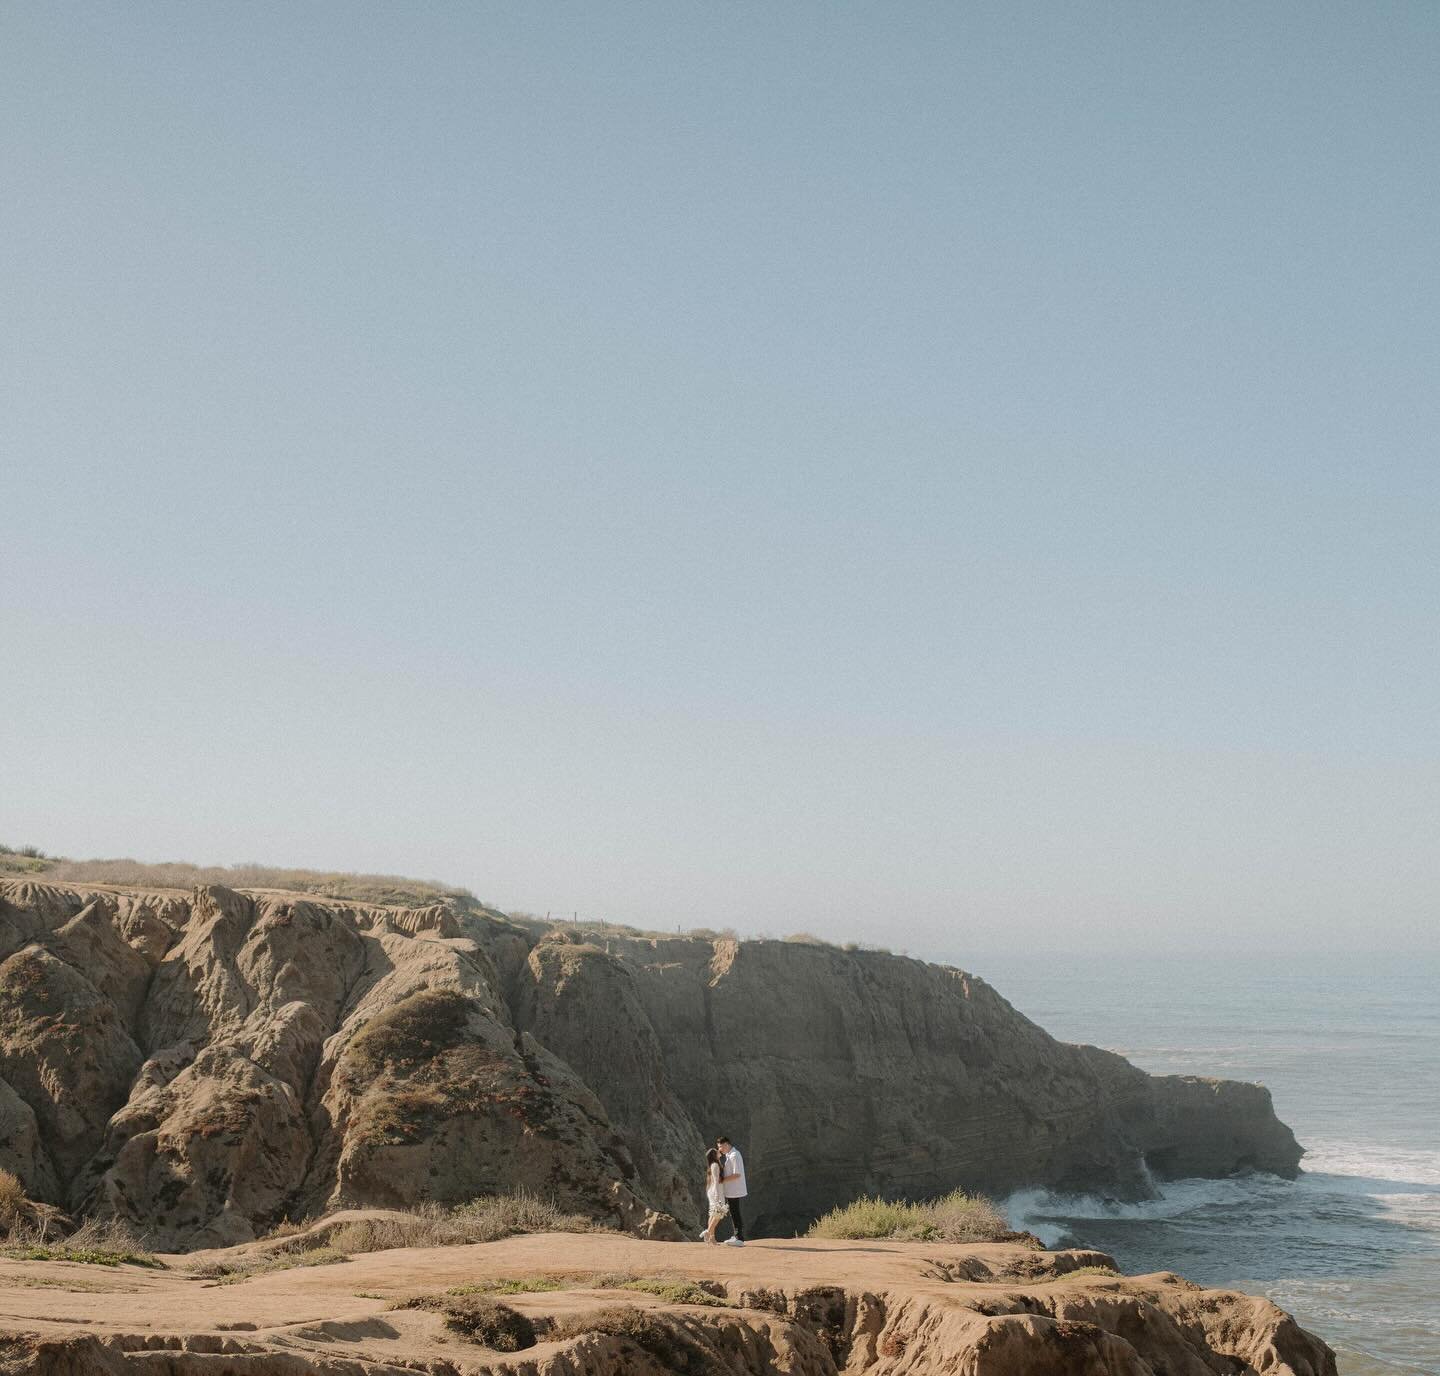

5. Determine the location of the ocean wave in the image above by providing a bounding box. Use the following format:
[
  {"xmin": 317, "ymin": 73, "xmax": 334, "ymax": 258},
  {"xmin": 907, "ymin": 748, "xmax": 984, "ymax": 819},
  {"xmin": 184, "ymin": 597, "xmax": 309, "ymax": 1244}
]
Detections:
[
  {"xmin": 1301, "ymin": 1141, "xmax": 1440, "ymax": 1189},
  {"xmin": 1004, "ymin": 1172, "xmax": 1293, "ymax": 1239},
  {"xmin": 1005, "ymin": 1155, "xmax": 1440, "ymax": 1244}
]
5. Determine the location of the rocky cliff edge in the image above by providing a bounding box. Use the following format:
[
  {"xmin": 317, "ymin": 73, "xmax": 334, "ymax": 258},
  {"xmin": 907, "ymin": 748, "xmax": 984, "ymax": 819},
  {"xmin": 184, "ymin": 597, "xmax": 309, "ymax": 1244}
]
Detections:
[{"xmin": 0, "ymin": 881, "xmax": 1301, "ymax": 1246}]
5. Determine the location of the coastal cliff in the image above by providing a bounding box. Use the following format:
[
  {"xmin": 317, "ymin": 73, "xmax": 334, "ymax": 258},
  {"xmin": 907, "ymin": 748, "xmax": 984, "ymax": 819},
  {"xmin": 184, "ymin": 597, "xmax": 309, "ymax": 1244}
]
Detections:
[{"xmin": 0, "ymin": 880, "xmax": 1300, "ymax": 1247}]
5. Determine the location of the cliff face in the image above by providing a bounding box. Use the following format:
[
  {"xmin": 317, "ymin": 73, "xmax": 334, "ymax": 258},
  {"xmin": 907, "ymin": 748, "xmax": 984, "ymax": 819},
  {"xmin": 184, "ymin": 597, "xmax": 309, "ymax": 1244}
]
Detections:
[
  {"xmin": 511, "ymin": 932, "xmax": 1301, "ymax": 1232},
  {"xmin": 0, "ymin": 881, "xmax": 1300, "ymax": 1246}
]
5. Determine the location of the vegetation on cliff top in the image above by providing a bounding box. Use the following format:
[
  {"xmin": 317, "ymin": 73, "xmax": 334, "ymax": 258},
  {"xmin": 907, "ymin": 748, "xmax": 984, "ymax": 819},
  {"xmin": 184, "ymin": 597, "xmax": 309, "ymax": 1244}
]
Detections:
[
  {"xmin": 0, "ymin": 846, "xmax": 487, "ymax": 911},
  {"xmin": 547, "ymin": 1306, "xmax": 712, "ymax": 1371},
  {"xmin": 194, "ymin": 1194, "xmax": 603, "ymax": 1281},
  {"xmin": 322, "ymin": 1195, "xmax": 600, "ymax": 1252},
  {"xmin": 0, "ymin": 1170, "xmax": 161, "ymax": 1268},
  {"xmin": 2, "ymin": 845, "xmax": 893, "ymax": 952},
  {"xmin": 395, "ymin": 1293, "xmax": 538, "ymax": 1350},
  {"xmin": 807, "ymin": 1188, "xmax": 1009, "ymax": 1244}
]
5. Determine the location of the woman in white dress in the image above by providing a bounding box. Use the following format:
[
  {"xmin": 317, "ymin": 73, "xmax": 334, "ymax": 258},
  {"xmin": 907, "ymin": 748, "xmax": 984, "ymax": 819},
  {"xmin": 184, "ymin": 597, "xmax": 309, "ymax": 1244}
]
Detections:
[{"xmin": 702, "ymin": 1147, "xmax": 727, "ymax": 1244}]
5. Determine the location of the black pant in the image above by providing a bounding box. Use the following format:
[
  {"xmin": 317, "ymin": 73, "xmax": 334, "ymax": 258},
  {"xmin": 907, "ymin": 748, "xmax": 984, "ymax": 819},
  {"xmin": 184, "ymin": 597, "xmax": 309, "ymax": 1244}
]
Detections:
[{"xmin": 726, "ymin": 1197, "xmax": 745, "ymax": 1241}]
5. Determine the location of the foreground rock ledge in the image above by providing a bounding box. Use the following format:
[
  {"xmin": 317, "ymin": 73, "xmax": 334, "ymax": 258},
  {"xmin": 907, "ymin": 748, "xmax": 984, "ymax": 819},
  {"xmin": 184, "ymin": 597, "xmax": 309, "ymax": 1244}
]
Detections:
[{"xmin": 0, "ymin": 1230, "xmax": 1336, "ymax": 1375}]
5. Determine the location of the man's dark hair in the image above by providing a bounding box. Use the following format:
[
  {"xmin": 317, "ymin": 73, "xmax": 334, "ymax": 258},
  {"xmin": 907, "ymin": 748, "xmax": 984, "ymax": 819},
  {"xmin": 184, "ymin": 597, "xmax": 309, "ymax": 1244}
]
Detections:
[{"xmin": 715, "ymin": 1135, "xmax": 731, "ymax": 1146}]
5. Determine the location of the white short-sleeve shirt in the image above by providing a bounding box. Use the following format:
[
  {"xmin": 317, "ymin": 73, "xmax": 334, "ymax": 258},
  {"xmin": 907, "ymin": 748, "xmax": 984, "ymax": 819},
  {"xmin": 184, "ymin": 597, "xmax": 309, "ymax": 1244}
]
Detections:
[{"xmin": 722, "ymin": 1148, "xmax": 747, "ymax": 1198}]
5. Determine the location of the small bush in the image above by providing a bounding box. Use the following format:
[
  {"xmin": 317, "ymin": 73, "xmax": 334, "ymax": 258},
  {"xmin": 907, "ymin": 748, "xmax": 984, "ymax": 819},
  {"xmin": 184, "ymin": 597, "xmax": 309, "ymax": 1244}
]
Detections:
[
  {"xmin": 548, "ymin": 1306, "xmax": 709, "ymax": 1373},
  {"xmin": 262, "ymin": 1218, "xmax": 306, "ymax": 1240},
  {"xmin": 453, "ymin": 1191, "xmax": 594, "ymax": 1241},
  {"xmin": 449, "ymin": 1276, "xmax": 566, "ymax": 1296},
  {"xmin": 3, "ymin": 1241, "xmax": 163, "ymax": 1268},
  {"xmin": 807, "ymin": 1188, "xmax": 1008, "ymax": 1244},
  {"xmin": 1060, "ymin": 1265, "xmax": 1120, "ymax": 1279},
  {"xmin": 617, "ymin": 1277, "xmax": 727, "ymax": 1307},
  {"xmin": 396, "ymin": 1294, "xmax": 536, "ymax": 1351},
  {"xmin": 430, "ymin": 1271, "xmax": 726, "ymax": 1306},
  {"xmin": 320, "ymin": 1192, "xmax": 596, "ymax": 1256},
  {"xmin": 0, "ymin": 1169, "xmax": 29, "ymax": 1235},
  {"xmin": 193, "ymin": 1246, "xmax": 350, "ymax": 1283},
  {"xmin": 2, "ymin": 1215, "xmax": 161, "ymax": 1267}
]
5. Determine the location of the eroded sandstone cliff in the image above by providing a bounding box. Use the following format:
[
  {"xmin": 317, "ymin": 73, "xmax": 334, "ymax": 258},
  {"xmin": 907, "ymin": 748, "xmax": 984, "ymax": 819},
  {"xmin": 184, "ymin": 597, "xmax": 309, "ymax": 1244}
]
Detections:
[{"xmin": 0, "ymin": 880, "xmax": 1300, "ymax": 1246}]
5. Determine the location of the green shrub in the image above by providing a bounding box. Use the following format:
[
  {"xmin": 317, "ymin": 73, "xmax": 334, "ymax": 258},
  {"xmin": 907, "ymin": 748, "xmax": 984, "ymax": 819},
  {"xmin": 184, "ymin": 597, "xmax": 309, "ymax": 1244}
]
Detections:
[{"xmin": 807, "ymin": 1188, "xmax": 1008, "ymax": 1244}]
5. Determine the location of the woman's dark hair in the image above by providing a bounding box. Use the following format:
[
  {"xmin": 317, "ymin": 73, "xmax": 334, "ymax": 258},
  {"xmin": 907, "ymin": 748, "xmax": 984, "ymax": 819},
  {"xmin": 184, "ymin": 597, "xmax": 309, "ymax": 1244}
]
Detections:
[{"xmin": 705, "ymin": 1147, "xmax": 720, "ymax": 1167}]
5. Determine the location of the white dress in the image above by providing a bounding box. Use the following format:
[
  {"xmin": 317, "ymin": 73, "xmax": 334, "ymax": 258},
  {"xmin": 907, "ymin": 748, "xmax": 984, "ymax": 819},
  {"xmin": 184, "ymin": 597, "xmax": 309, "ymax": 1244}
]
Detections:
[{"xmin": 706, "ymin": 1162, "xmax": 727, "ymax": 1219}]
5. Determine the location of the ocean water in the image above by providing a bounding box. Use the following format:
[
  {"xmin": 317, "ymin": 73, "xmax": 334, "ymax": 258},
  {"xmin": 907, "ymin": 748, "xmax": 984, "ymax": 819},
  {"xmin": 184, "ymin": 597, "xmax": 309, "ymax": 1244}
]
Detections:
[{"xmin": 969, "ymin": 952, "xmax": 1439, "ymax": 1376}]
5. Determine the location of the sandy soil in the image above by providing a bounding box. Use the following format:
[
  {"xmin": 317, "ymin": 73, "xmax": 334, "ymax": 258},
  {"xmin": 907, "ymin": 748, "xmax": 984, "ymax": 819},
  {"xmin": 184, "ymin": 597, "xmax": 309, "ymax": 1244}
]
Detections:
[{"xmin": 0, "ymin": 1222, "xmax": 1336, "ymax": 1374}]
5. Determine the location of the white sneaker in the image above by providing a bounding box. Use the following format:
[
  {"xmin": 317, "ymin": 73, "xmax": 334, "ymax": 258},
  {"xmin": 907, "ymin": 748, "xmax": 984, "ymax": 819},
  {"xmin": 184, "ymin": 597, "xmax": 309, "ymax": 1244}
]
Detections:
[
  {"xmin": 724, "ymin": 1237, "xmax": 745, "ymax": 1246},
  {"xmin": 698, "ymin": 1232, "xmax": 708, "ymax": 1241}
]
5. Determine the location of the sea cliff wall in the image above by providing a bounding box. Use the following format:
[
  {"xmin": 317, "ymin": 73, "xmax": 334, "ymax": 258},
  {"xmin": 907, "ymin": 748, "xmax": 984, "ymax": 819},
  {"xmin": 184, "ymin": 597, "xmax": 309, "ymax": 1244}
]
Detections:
[{"xmin": 0, "ymin": 880, "xmax": 1300, "ymax": 1246}]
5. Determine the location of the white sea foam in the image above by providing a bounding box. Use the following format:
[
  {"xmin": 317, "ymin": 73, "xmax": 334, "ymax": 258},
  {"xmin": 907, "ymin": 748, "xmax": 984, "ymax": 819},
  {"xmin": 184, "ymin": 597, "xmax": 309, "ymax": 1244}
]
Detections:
[
  {"xmin": 1301, "ymin": 1141, "xmax": 1440, "ymax": 1190},
  {"xmin": 1004, "ymin": 1148, "xmax": 1440, "ymax": 1249},
  {"xmin": 1005, "ymin": 1170, "xmax": 1292, "ymax": 1237}
]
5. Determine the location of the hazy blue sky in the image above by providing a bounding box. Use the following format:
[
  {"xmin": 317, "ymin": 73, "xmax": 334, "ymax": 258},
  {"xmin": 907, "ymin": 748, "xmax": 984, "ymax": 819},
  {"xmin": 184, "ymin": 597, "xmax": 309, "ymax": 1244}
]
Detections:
[{"xmin": 4, "ymin": 4, "xmax": 1438, "ymax": 958}]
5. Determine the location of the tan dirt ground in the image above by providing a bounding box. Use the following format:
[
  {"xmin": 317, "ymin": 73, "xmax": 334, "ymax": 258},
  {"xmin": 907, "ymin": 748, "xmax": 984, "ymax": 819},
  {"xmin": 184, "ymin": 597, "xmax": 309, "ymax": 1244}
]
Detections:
[{"xmin": 0, "ymin": 1220, "xmax": 1337, "ymax": 1375}]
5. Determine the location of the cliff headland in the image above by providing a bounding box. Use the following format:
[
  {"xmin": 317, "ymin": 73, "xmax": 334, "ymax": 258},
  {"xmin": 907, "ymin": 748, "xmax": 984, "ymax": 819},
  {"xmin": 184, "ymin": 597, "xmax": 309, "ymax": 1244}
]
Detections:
[{"xmin": 0, "ymin": 873, "xmax": 1300, "ymax": 1247}]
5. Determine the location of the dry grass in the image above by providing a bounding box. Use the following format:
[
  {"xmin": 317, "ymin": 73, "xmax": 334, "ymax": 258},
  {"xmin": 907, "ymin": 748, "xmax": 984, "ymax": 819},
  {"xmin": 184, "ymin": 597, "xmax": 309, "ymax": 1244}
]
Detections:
[
  {"xmin": 0, "ymin": 845, "xmax": 50, "ymax": 877},
  {"xmin": 0, "ymin": 1169, "xmax": 28, "ymax": 1235},
  {"xmin": 614, "ymin": 1277, "xmax": 727, "ymax": 1306},
  {"xmin": 27, "ymin": 856, "xmax": 485, "ymax": 910},
  {"xmin": 548, "ymin": 1306, "xmax": 711, "ymax": 1372},
  {"xmin": 193, "ymin": 1246, "xmax": 350, "ymax": 1284},
  {"xmin": 189, "ymin": 1196, "xmax": 592, "ymax": 1283},
  {"xmin": 5, "ymin": 1274, "xmax": 140, "ymax": 1293},
  {"xmin": 807, "ymin": 1188, "xmax": 1009, "ymax": 1244},
  {"xmin": 217, "ymin": 1193, "xmax": 600, "ymax": 1275},
  {"xmin": 0, "ymin": 1174, "xmax": 68, "ymax": 1249},
  {"xmin": 323, "ymin": 1193, "xmax": 597, "ymax": 1254},
  {"xmin": 447, "ymin": 1276, "xmax": 568, "ymax": 1296},
  {"xmin": 2, "ymin": 1216, "xmax": 162, "ymax": 1268},
  {"xmin": 395, "ymin": 1294, "xmax": 537, "ymax": 1350},
  {"xmin": 441, "ymin": 1272, "xmax": 726, "ymax": 1306}
]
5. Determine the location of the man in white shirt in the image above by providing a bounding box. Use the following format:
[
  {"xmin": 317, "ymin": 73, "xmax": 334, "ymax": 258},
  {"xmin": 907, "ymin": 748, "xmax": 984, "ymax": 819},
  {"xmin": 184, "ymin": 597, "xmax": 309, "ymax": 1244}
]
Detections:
[{"xmin": 715, "ymin": 1135, "xmax": 747, "ymax": 1246}]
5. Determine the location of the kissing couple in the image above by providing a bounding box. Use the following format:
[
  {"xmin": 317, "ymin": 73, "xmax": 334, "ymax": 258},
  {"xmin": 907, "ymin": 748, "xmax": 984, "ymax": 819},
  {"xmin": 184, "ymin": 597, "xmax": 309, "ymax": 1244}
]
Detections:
[{"xmin": 701, "ymin": 1135, "xmax": 747, "ymax": 1246}]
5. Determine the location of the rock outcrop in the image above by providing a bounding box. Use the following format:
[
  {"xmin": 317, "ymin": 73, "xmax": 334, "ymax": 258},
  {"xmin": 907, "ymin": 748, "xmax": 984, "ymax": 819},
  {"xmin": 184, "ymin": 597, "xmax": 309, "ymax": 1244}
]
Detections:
[
  {"xmin": 0, "ymin": 879, "xmax": 1301, "ymax": 1246},
  {"xmin": 0, "ymin": 1231, "xmax": 1338, "ymax": 1375}
]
